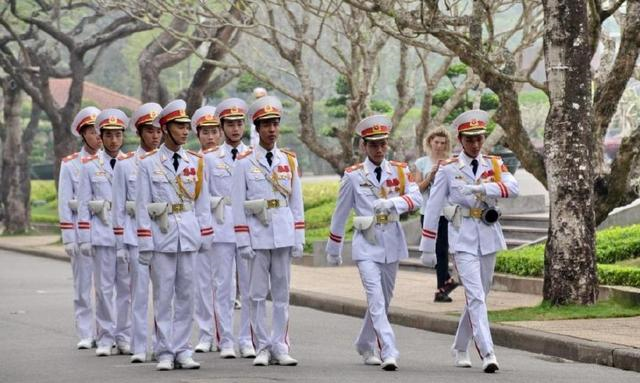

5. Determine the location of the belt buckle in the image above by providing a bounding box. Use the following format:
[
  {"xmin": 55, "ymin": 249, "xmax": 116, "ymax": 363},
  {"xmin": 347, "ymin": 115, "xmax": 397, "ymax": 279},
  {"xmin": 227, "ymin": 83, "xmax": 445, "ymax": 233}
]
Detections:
[
  {"xmin": 470, "ymin": 208, "xmax": 482, "ymax": 219},
  {"xmin": 172, "ymin": 203, "xmax": 184, "ymax": 213},
  {"xmin": 376, "ymin": 214, "xmax": 389, "ymax": 224},
  {"xmin": 267, "ymin": 199, "xmax": 279, "ymax": 209}
]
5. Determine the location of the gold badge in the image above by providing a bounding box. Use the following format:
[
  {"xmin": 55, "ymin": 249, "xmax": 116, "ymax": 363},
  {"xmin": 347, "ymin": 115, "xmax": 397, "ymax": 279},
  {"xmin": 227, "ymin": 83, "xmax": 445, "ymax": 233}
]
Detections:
[{"xmin": 149, "ymin": 111, "xmax": 157, "ymax": 119}]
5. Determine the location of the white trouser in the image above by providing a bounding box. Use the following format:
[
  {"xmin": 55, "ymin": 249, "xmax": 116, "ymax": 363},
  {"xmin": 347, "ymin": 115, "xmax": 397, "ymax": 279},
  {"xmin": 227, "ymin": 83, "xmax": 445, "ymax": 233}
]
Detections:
[
  {"xmin": 354, "ymin": 259, "xmax": 399, "ymax": 360},
  {"xmin": 194, "ymin": 247, "xmax": 216, "ymax": 345},
  {"xmin": 150, "ymin": 251, "xmax": 195, "ymax": 361},
  {"xmin": 94, "ymin": 245, "xmax": 131, "ymax": 347},
  {"xmin": 452, "ymin": 251, "xmax": 496, "ymax": 357},
  {"xmin": 213, "ymin": 243, "xmax": 253, "ymax": 350},
  {"xmin": 249, "ymin": 247, "xmax": 292, "ymax": 356},
  {"xmin": 128, "ymin": 245, "xmax": 153, "ymax": 355},
  {"xmin": 69, "ymin": 243, "xmax": 95, "ymax": 341}
]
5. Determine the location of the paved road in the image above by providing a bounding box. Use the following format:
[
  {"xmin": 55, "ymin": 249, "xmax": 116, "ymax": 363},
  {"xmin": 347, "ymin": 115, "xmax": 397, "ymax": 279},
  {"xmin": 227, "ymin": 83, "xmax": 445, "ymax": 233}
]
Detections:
[{"xmin": 1, "ymin": 249, "xmax": 636, "ymax": 382}]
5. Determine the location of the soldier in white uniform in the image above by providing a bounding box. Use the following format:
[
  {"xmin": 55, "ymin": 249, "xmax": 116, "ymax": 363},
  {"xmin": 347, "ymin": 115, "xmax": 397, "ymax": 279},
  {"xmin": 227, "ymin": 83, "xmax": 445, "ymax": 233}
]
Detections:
[
  {"xmin": 135, "ymin": 100, "xmax": 214, "ymax": 371},
  {"xmin": 190, "ymin": 105, "xmax": 222, "ymax": 354},
  {"xmin": 231, "ymin": 95, "xmax": 305, "ymax": 367},
  {"xmin": 419, "ymin": 110, "xmax": 519, "ymax": 373},
  {"xmin": 111, "ymin": 103, "xmax": 163, "ymax": 363},
  {"xmin": 77, "ymin": 109, "xmax": 131, "ymax": 357},
  {"xmin": 325, "ymin": 115, "xmax": 422, "ymax": 371},
  {"xmin": 205, "ymin": 98, "xmax": 255, "ymax": 359},
  {"xmin": 58, "ymin": 106, "xmax": 101, "ymax": 350}
]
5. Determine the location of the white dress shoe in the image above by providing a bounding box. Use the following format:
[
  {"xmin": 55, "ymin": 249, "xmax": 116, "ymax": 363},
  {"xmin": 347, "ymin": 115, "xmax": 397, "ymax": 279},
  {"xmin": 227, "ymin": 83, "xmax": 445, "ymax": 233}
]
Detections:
[
  {"xmin": 362, "ymin": 351, "xmax": 382, "ymax": 366},
  {"xmin": 482, "ymin": 353, "xmax": 499, "ymax": 373},
  {"xmin": 381, "ymin": 357, "xmax": 398, "ymax": 371},
  {"xmin": 156, "ymin": 359, "xmax": 174, "ymax": 371},
  {"xmin": 253, "ymin": 350, "xmax": 270, "ymax": 366},
  {"xmin": 452, "ymin": 349, "xmax": 472, "ymax": 368},
  {"xmin": 220, "ymin": 348, "xmax": 237, "ymax": 359},
  {"xmin": 271, "ymin": 354, "xmax": 298, "ymax": 366},
  {"xmin": 95, "ymin": 346, "xmax": 111, "ymax": 357},
  {"xmin": 130, "ymin": 353, "xmax": 146, "ymax": 363},
  {"xmin": 116, "ymin": 342, "xmax": 131, "ymax": 355},
  {"xmin": 77, "ymin": 338, "xmax": 93, "ymax": 350},
  {"xmin": 194, "ymin": 341, "xmax": 212, "ymax": 353},
  {"xmin": 175, "ymin": 356, "xmax": 200, "ymax": 369},
  {"xmin": 240, "ymin": 346, "xmax": 256, "ymax": 358},
  {"xmin": 211, "ymin": 343, "xmax": 220, "ymax": 352}
]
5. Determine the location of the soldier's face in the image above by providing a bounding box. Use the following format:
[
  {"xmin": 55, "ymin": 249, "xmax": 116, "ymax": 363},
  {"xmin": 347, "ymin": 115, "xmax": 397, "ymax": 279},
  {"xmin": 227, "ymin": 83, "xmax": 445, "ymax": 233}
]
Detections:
[
  {"xmin": 256, "ymin": 118, "xmax": 280, "ymax": 148},
  {"xmin": 101, "ymin": 129, "xmax": 124, "ymax": 154},
  {"xmin": 198, "ymin": 125, "xmax": 221, "ymax": 150},
  {"xmin": 80, "ymin": 125, "xmax": 102, "ymax": 149},
  {"xmin": 165, "ymin": 121, "xmax": 190, "ymax": 145},
  {"xmin": 459, "ymin": 134, "xmax": 485, "ymax": 158},
  {"xmin": 222, "ymin": 119, "xmax": 245, "ymax": 144},
  {"xmin": 139, "ymin": 124, "xmax": 162, "ymax": 151},
  {"xmin": 364, "ymin": 138, "xmax": 388, "ymax": 165}
]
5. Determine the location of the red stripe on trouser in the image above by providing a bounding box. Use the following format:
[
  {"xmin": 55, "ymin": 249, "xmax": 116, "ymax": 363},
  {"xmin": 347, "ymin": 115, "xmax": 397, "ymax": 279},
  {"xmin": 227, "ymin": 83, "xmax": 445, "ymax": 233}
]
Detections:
[{"xmin": 213, "ymin": 288, "xmax": 221, "ymax": 345}]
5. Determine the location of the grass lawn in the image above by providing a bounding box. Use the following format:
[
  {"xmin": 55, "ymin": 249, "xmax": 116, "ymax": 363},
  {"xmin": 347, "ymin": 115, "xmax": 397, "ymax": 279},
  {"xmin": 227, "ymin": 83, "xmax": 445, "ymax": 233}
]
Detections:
[{"xmin": 489, "ymin": 299, "xmax": 640, "ymax": 322}]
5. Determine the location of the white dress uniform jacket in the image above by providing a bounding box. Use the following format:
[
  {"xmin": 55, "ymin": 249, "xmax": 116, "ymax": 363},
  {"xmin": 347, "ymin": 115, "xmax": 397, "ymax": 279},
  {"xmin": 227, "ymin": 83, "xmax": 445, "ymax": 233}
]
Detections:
[
  {"xmin": 112, "ymin": 147, "xmax": 146, "ymax": 249},
  {"xmin": 419, "ymin": 153, "xmax": 519, "ymax": 255},
  {"xmin": 231, "ymin": 145, "xmax": 305, "ymax": 248},
  {"xmin": 135, "ymin": 144, "xmax": 213, "ymax": 253},
  {"xmin": 326, "ymin": 158, "xmax": 422, "ymax": 262}
]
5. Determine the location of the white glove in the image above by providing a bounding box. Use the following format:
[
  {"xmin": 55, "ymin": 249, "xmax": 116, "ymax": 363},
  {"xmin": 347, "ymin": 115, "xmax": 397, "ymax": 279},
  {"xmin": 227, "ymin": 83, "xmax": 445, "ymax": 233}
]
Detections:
[
  {"xmin": 373, "ymin": 198, "xmax": 395, "ymax": 213},
  {"xmin": 291, "ymin": 244, "xmax": 304, "ymax": 259},
  {"xmin": 420, "ymin": 251, "xmax": 437, "ymax": 267},
  {"xmin": 79, "ymin": 242, "xmax": 93, "ymax": 257},
  {"xmin": 238, "ymin": 246, "xmax": 256, "ymax": 260},
  {"xmin": 64, "ymin": 243, "xmax": 76, "ymax": 257},
  {"xmin": 326, "ymin": 253, "xmax": 343, "ymax": 267},
  {"xmin": 138, "ymin": 251, "xmax": 153, "ymax": 266},
  {"xmin": 116, "ymin": 248, "xmax": 129, "ymax": 264},
  {"xmin": 459, "ymin": 184, "xmax": 485, "ymax": 196}
]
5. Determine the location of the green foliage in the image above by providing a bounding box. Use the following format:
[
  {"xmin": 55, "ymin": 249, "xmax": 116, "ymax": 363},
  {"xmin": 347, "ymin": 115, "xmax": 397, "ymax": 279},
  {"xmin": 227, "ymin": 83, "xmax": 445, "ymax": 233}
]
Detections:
[
  {"xmin": 496, "ymin": 244, "xmax": 545, "ymax": 277},
  {"xmin": 518, "ymin": 90, "xmax": 549, "ymax": 105},
  {"xmin": 302, "ymin": 181, "xmax": 340, "ymax": 210},
  {"xmin": 326, "ymin": 104, "xmax": 347, "ymax": 118},
  {"xmin": 236, "ymin": 73, "xmax": 272, "ymax": 94},
  {"xmin": 596, "ymin": 225, "xmax": 640, "ymax": 264},
  {"xmin": 335, "ymin": 75, "xmax": 349, "ymax": 96},
  {"xmin": 480, "ymin": 92, "xmax": 500, "ymax": 110},
  {"xmin": 446, "ymin": 63, "xmax": 468, "ymax": 79},
  {"xmin": 432, "ymin": 88, "xmax": 454, "ymax": 107},
  {"xmin": 370, "ymin": 99, "xmax": 393, "ymax": 114},
  {"xmin": 31, "ymin": 180, "xmax": 57, "ymax": 203},
  {"xmin": 489, "ymin": 299, "xmax": 640, "ymax": 322},
  {"xmin": 598, "ymin": 264, "xmax": 640, "ymax": 288}
]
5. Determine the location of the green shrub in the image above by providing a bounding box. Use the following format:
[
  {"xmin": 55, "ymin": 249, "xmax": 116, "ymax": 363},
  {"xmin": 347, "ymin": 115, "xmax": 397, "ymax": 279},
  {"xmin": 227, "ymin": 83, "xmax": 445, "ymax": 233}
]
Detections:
[
  {"xmin": 598, "ymin": 264, "xmax": 640, "ymax": 288},
  {"xmin": 596, "ymin": 225, "xmax": 640, "ymax": 264},
  {"xmin": 496, "ymin": 244, "xmax": 545, "ymax": 276},
  {"xmin": 302, "ymin": 181, "xmax": 340, "ymax": 210},
  {"xmin": 31, "ymin": 180, "xmax": 57, "ymax": 203}
]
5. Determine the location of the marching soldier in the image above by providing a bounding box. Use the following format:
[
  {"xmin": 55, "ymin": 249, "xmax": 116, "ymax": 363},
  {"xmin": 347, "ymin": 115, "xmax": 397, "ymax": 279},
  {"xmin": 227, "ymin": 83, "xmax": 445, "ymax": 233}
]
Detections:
[
  {"xmin": 111, "ymin": 103, "xmax": 163, "ymax": 363},
  {"xmin": 135, "ymin": 99, "xmax": 214, "ymax": 371},
  {"xmin": 325, "ymin": 115, "xmax": 422, "ymax": 371},
  {"xmin": 419, "ymin": 110, "xmax": 519, "ymax": 373},
  {"xmin": 204, "ymin": 98, "xmax": 255, "ymax": 359},
  {"xmin": 77, "ymin": 109, "xmax": 131, "ymax": 357},
  {"xmin": 231, "ymin": 95, "xmax": 305, "ymax": 367},
  {"xmin": 58, "ymin": 106, "xmax": 102, "ymax": 350},
  {"xmin": 190, "ymin": 105, "xmax": 222, "ymax": 354}
]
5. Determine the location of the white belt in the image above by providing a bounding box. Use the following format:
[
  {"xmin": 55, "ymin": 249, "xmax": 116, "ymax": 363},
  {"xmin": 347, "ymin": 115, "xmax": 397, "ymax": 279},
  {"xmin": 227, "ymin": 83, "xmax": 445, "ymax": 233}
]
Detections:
[{"xmin": 168, "ymin": 202, "xmax": 193, "ymax": 214}]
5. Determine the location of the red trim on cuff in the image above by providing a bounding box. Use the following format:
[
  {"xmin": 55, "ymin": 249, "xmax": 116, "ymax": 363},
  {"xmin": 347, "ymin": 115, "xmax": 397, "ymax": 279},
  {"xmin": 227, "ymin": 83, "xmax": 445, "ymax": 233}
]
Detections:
[
  {"xmin": 422, "ymin": 229, "xmax": 436, "ymax": 239},
  {"xmin": 59, "ymin": 222, "xmax": 74, "ymax": 229},
  {"xmin": 137, "ymin": 229, "xmax": 152, "ymax": 237},
  {"xmin": 201, "ymin": 227, "xmax": 214, "ymax": 236},
  {"xmin": 498, "ymin": 182, "xmax": 508, "ymax": 198},
  {"xmin": 329, "ymin": 232, "xmax": 343, "ymax": 243},
  {"xmin": 78, "ymin": 221, "xmax": 91, "ymax": 230},
  {"xmin": 234, "ymin": 225, "xmax": 250, "ymax": 233},
  {"xmin": 401, "ymin": 195, "xmax": 414, "ymax": 211},
  {"xmin": 294, "ymin": 221, "xmax": 305, "ymax": 229}
]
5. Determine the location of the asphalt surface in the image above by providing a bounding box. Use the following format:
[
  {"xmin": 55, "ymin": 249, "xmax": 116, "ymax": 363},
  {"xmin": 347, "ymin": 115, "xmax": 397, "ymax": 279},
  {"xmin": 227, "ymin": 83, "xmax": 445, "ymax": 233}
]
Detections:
[{"xmin": 1, "ymin": 249, "xmax": 637, "ymax": 382}]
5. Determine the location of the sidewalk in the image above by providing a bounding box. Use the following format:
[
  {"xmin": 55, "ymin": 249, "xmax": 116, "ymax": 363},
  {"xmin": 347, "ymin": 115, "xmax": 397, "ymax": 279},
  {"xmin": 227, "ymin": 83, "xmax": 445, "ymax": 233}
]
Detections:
[{"xmin": 1, "ymin": 234, "xmax": 638, "ymax": 372}]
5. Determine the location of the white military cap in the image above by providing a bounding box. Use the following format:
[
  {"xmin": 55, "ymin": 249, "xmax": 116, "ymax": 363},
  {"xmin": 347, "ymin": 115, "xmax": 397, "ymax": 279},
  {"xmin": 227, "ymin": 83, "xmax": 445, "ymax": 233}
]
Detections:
[
  {"xmin": 129, "ymin": 102, "xmax": 162, "ymax": 132},
  {"xmin": 191, "ymin": 105, "xmax": 220, "ymax": 133},
  {"xmin": 451, "ymin": 109, "xmax": 489, "ymax": 136},
  {"xmin": 355, "ymin": 115, "xmax": 392, "ymax": 141},
  {"xmin": 71, "ymin": 106, "xmax": 101, "ymax": 137},
  {"xmin": 253, "ymin": 87, "xmax": 268, "ymax": 99},
  {"xmin": 153, "ymin": 99, "xmax": 191, "ymax": 127},
  {"xmin": 215, "ymin": 98, "xmax": 247, "ymax": 121},
  {"xmin": 248, "ymin": 95, "xmax": 282, "ymax": 122},
  {"xmin": 95, "ymin": 108, "xmax": 128, "ymax": 131}
]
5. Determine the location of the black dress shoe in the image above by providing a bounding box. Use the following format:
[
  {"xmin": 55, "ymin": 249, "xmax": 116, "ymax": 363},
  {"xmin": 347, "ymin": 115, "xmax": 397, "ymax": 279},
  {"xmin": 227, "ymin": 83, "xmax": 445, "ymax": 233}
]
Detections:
[
  {"xmin": 434, "ymin": 291, "xmax": 453, "ymax": 303},
  {"xmin": 441, "ymin": 279, "xmax": 460, "ymax": 295}
]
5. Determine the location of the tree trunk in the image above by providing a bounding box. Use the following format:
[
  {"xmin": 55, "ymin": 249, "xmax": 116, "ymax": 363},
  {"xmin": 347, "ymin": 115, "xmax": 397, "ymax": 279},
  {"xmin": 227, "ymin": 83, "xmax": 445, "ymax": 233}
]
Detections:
[
  {"xmin": 541, "ymin": 0, "xmax": 597, "ymax": 304},
  {"xmin": 1, "ymin": 78, "xmax": 39, "ymax": 234}
]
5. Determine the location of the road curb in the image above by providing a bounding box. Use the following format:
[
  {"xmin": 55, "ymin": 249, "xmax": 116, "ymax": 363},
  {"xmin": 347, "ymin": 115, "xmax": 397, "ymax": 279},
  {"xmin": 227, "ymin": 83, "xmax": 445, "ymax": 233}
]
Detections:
[
  {"xmin": 290, "ymin": 290, "xmax": 640, "ymax": 373},
  {"xmin": 3, "ymin": 243, "xmax": 639, "ymax": 373}
]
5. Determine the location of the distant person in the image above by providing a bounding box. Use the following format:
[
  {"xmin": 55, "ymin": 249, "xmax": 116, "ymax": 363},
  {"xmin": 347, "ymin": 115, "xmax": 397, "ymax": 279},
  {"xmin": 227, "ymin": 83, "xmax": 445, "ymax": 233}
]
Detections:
[
  {"xmin": 420, "ymin": 110, "xmax": 519, "ymax": 373},
  {"xmin": 413, "ymin": 128, "xmax": 459, "ymax": 302}
]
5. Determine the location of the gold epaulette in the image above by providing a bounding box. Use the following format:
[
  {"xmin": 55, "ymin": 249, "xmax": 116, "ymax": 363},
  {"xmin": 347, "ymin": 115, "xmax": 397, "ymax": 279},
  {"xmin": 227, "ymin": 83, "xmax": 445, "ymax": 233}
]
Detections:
[
  {"xmin": 141, "ymin": 148, "xmax": 159, "ymax": 159},
  {"xmin": 202, "ymin": 146, "xmax": 218, "ymax": 154},
  {"xmin": 62, "ymin": 152, "xmax": 79, "ymax": 163},
  {"xmin": 117, "ymin": 151, "xmax": 135, "ymax": 161},
  {"xmin": 187, "ymin": 149, "xmax": 203, "ymax": 158},
  {"xmin": 440, "ymin": 156, "xmax": 459, "ymax": 166},
  {"xmin": 81, "ymin": 154, "xmax": 98, "ymax": 164},
  {"xmin": 344, "ymin": 162, "xmax": 364, "ymax": 173},
  {"xmin": 280, "ymin": 148, "xmax": 297, "ymax": 158},
  {"xmin": 237, "ymin": 148, "xmax": 253, "ymax": 160},
  {"xmin": 389, "ymin": 160, "xmax": 408, "ymax": 168},
  {"xmin": 482, "ymin": 154, "xmax": 500, "ymax": 160}
]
